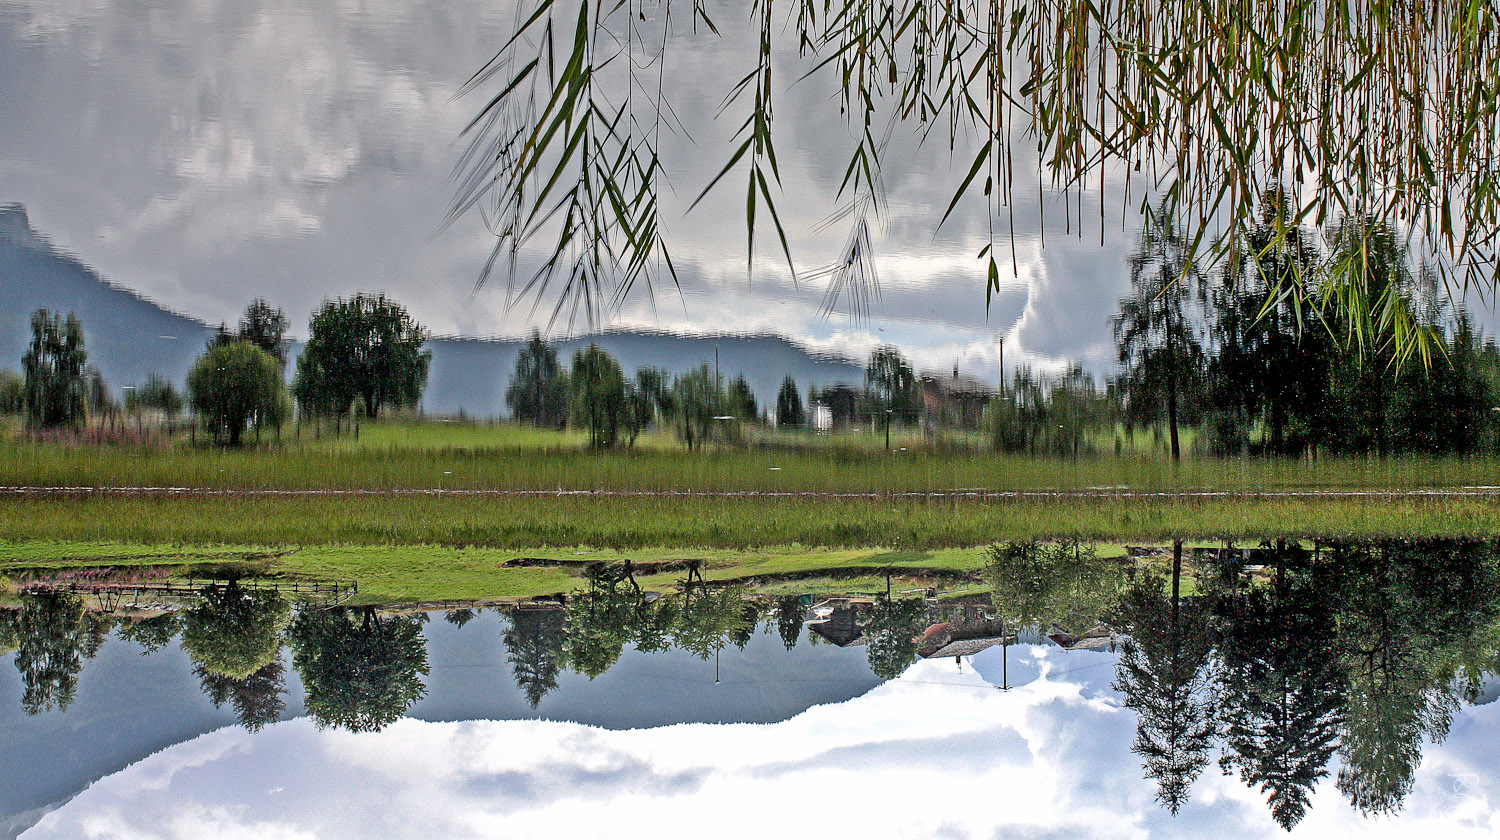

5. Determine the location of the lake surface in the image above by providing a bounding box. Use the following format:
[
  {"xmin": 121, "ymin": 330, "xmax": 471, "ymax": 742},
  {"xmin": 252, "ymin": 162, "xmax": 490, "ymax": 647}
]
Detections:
[{"xmin": 5, "ymin": 539, "xmax": 1500, "ymax": 838}]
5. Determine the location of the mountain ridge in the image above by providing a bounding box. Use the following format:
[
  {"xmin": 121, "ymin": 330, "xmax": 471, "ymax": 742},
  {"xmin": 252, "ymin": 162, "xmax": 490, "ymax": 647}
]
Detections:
[{"xmin": 0, "ymin": 204, "xmax": 864, "ymax": 416}]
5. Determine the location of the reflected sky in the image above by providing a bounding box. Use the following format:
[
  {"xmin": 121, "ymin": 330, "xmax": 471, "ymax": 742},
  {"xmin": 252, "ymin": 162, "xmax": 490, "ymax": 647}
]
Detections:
[
  {"xmin": 21, "ymin": 645, "xmax": 1500, "ymax": 839},
  {"xmin": 0, "ymin": 0, "xmax": 1164, "ymax": 377}
]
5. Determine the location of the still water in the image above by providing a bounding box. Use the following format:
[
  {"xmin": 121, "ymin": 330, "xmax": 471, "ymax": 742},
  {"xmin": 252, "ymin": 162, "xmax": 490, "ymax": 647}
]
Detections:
[{"xmin": 5, "ymin": 539, "xmax": 1500, "ymax": 838}]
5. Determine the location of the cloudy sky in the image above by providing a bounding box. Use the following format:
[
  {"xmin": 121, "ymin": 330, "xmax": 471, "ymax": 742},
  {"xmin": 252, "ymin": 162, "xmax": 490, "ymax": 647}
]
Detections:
[
  {"xmin": 23, "ymin": 644, "xmax": 1500, "ymax": 839},
  {"xmin": 3, "ymin": 0, "xmax": 1494, "ymax": 382},
  {"xmin": 0, "ymin": 0, "xmax": 1157, "ymax": 380}
]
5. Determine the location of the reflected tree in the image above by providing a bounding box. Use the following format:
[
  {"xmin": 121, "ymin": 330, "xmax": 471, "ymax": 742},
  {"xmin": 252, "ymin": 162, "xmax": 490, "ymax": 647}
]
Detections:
[
  {"xmin": 863, "ymin": 596, "xmax": 928, "ymax": 679},
  {"xmin": 1326, "ymin": 539, "xmax": 1500, "ymax": 816},
  {"xmin": 562, "ymin": 574, "xmax": 638, "ymax": 678},
  {"xmin": 444, "ymin": 608, "xmax": 477, "ymax": 629},
  {"xmin": 180, "ymin": 583, "xmax": 291, "ymax": 680},
  {"xmin": 197, "ymin": 659, "xmax": 287, "ymax": 732},
  {"xmin": 670, "ymin": 585, "xmax": 754, "ymax": 661},
  {"xmin": 116, "ymin": 613, "xmax": 181, "ymax": 654},
  {"xmin": 1215, "ymin": 555, "xmax": 1345, "ymax": 831},
  {"xmin": 12, "ymin": 592, "xmax": 96, "ymax": 715},
  {"xmin": 505, "ymin": 606, "xmax": 568, "ymax": 708},
  {"xmin": 989, "ymin": 540, "xmax": 1127, "ymax": 636},
  {"xmin": 288, "ymin": 607, "xmax": 430, "ymax": 732},
  {"xmin": 1111, "ymin": 546, "xmax": 1217, "ymax": 814},
  {"xmin": 774, "ymin": 596, "xmax": 805, "ymax": 651},
  {"xmin": 0, "ymin": 608, "xmax": 19, "ymax": 657}
]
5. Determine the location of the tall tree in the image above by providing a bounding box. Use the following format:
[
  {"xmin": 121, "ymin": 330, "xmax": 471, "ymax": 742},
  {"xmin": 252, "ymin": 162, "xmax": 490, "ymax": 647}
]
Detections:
[
  {"xmin": 12, "ymin": 592, "xmax": 94, "ymax": 715},
  {"xmin": 774, "ymin": 595, "xmax": 805, "ymax": 650},
  {"xmin": 727, "ymin": 375, "xmax": 758, "ymax": 422},
  {"xmin": 775, "ymin": 375, "xmax": 804, "ymax": 427},
  {"xmin": 187, "ymin": 342, "xmax": 286, "ymax": 446},
  {"xmin": 505, "ymin": 606, "xmax": 568, "ymax": 708},
  {"xmin": 1114, "ymin": 208, "xmax": 1206, "ymax": 460},
  {"xmin": 865, "ymin": 345, "xmax": 921, "ymax": 423},
  {"xmin": 862, "ymin": 596, "xmax": 927, "ymax": 679},
  {"xmin": 672, "ymin": 364, "xmax": 723, "ymax": 450},
  {"xmin": 1208, "ymin": 193, "xmax": 1329, "ymax": 455},
  {"xmin": 1111, "ymin": 548, "xmax": 1217, "ymax": 814},
  {"xmin": 568, "ymin": 344, "xmax": 628, "ymax": 449},
  {"xmin": 288, "ymin": 607, "xmax": 430, "ymax": 732},
  {"xmin": 179, "ymin": 583, "xmax": 291, "ymax": 680},
  {"xmin": 21, "ymin": 309, "xmax": 88, "ymax": 429},
  {"xmin": 1214, "ymin": 556, "xmax": 1345, "ymax": 831},
  {"xmin": 505, "ymin": 330, "xmax": 569, "ymax": 427},
  {"xmin": 213, "ymin": 300, "xmax": 291, "ymax": 367},
  {"xmin": 293, "ymin": 295, "xmax": 431, "ymax": 419}
]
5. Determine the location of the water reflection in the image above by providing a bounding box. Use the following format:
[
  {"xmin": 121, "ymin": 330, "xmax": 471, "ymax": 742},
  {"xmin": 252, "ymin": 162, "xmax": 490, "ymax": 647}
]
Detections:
[{"xmin": 5, "ymin": 539, "xmax": 1500, "ymax": 835}]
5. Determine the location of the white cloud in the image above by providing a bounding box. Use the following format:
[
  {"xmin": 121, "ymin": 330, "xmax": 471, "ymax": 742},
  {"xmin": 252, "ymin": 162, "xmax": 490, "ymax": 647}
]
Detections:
[{"xmin": 24, "ymin": 646, "xmax": 1500, "ymax": 840}]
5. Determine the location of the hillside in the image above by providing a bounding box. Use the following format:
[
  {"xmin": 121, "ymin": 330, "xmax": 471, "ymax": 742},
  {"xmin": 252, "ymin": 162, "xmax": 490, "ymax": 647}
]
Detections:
[{"xmin": 0, "ymin": 204, "xmax": 863, "ymax": 416}]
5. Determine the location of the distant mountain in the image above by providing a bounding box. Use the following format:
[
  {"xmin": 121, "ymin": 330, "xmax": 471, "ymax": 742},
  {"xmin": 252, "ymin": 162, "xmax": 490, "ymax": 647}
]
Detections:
[
  {"xmin": 0, "ymin": 204, "xmax": 217, "ymax": 397},
  {"xmin": 0, "ymin": 204, "xmax": 863, "ymax": 417}
]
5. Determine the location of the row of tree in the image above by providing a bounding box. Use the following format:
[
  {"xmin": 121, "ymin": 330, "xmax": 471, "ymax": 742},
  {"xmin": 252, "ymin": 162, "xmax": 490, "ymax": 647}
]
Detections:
[
  {"xmin": 988, "ymin": 537, "xmax": 1500, "ymax": 830},
  {"xmin": 1113, "ymin": 199, "xmax": 1500, "ymax": 458},
  {"xmin": 505, "ymin": 333, "xmax": 930, "ymax": 449},
  {"xmin": 9, "ymin": 296, "xmax": 431, "ymax": 445}
]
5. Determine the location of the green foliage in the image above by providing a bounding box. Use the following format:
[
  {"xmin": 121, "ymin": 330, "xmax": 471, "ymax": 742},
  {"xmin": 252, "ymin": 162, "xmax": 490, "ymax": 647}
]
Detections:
[
  {"xmin": 196, "ymin": 659, "xmax": 287, "ymax": 732},
  {"xmin": 293, "ymin": 295, "xmax": 430, "ymax": 419},
  {"xmin": 775, "ymin": 376, "xmax": 804, "ymax": 427},
  {"xmin": 1214, "ymin": 558, "xmax": 1346, "ymax": 831},
  {"xmin": 988, "ymin": 539, "xmax": 1128, "ymax": 635},
  {"xmin": 989, "ymin": 366, "xmax": 1111, "ymax": 456},
  {"xmin": 672, "ymin": 364, "xmax": 725, "ymax": 450},
  {"xmin": 212, "ymin": 300, "xmax": 291, "ymax": 367},
  {"xmin": 288, "ymin": 607, "xmax": 430, "ymax": 732},
  {"xmin": 116, "ymin": 613, "xmax": 180, "ymax": 653},
  {"xmin": 126, "ymin": 374, "xmax": 185, "ymax": 418},
  {"xmin": 505, "ymin": 606, "xmax": 567, "ymax": 707},
  {"xmin": 22, "ymin": 309, "xmax": 88, "ymax": 429},
  {"xmin": 726, "ymin": 375, "xmax": 758, "ymax": 422},
  {"xmin": 11, "ymin": 592, "xmax": 94, "ymax": 714},
  {"xmin": 188, "ymin": 342, "xmax": 286, "ymax": 447},
  {"xmin": 568, "ymin": 344, "xmax": 629, "ymax": 449},
  {"xmin": 0, "ymin": 370, "xmax": 23, "ymax": 415},
  {"xmin": 865, "ymin": 346, "xmax": 921, "ymax": 423},
  {"xmin": 179, "ymin": 583, "xmax": 291, "ymax": 680},
  {"xmin": 1114, "ymin": 208, "xmax": 1207, "ymax": 461},
  {"xmin": 458, "ymin": 0, "xmax": 1500, "ymax": 352},
  {"xmin": 774, "ymin": 595, "xmax": 804, "ymax": 650},
  {"xmin": 1111, "ymin": 564, "xmax": 1217, "ymax": 815},
  {"xmin": 505, "ymin": 331, "xmax": 569, "ymax": 428},
  {"xmin": 862, "ymin": 596, "xmax": 927, "ymax": 679}
]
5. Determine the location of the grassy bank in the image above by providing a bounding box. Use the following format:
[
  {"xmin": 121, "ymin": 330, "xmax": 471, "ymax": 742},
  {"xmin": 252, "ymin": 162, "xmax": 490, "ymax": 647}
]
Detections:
[
  {"xmin": 5, "ymin": 435, "xmax": 1500, "ymax": 493},
  {"xmin": 4, "ymin": 494, "xmax": 1497, "ymax": 548},
  {"xmin": 6, "ymin": 419, "xmax": 1499, "ymax": 601}
]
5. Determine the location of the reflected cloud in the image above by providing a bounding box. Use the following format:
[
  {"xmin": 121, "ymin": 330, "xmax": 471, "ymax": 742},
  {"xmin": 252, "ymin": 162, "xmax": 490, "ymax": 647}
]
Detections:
[{"xmin": 24, "ymin": 648, "xmax": 1500, "ymax": 839}]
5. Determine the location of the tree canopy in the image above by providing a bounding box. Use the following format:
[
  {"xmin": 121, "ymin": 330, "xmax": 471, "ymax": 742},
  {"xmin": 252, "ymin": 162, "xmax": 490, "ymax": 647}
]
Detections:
[
  {"xmin": 22, "ymin": 309, "xmax": 87, "ymax": 429},
  {"xmin": 187, "ymin": 341, "xmax": 286, "ymax": 446},
  {"xmin": 293, "ymin": 295, "xmax": 431, "ymax": 419}
]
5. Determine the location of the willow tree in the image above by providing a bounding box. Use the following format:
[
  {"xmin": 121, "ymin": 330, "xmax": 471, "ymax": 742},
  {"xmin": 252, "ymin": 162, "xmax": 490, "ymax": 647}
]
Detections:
[{"xmin": 455, "ymin": 0, "xmax": 1499, "ymax": 353}]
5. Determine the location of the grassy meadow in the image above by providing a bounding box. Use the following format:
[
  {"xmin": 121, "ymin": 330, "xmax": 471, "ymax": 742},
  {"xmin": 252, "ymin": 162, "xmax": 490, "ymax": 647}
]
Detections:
[{"xmin": 4, "ymin": 417, "xmax": 1499, "ymax": 602}]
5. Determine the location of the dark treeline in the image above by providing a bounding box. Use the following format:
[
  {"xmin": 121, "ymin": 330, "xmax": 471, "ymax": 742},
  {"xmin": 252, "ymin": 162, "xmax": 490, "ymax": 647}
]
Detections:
[
  {"xmin": 986, "ymin": 537, "xmax": 1500, "ymax": 831},
  {"xmin": 1113, "ymin": 199, "xmax": 1500, "ymax": 459},
  {"xmin": 8, "ymin": 295, "xmax": 432, "ymax": 445}
]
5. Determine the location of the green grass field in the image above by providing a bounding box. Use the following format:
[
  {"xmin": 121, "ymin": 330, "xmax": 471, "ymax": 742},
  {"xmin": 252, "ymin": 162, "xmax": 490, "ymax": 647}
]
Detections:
[
  {"xmin": 4, "ymin": 418, "xmax": 1499, "ymax": 492},
  {"xmin": 4, "ymin": 417, "xmax": 1498, "ymax": 602}
]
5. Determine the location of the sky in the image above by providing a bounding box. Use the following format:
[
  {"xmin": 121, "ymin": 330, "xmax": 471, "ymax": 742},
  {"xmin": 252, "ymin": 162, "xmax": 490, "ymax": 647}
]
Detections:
[
  {"xmin": 3, "ymin": 0, "xmax": 1495, "ymax": 384},
  {"xmin": 23, "ymin": 644, "xmax": 1500, "ymax": 839},
  {"xmin": 0, "ymin": 0, "xmax": 1161, "ymax": 382}
]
